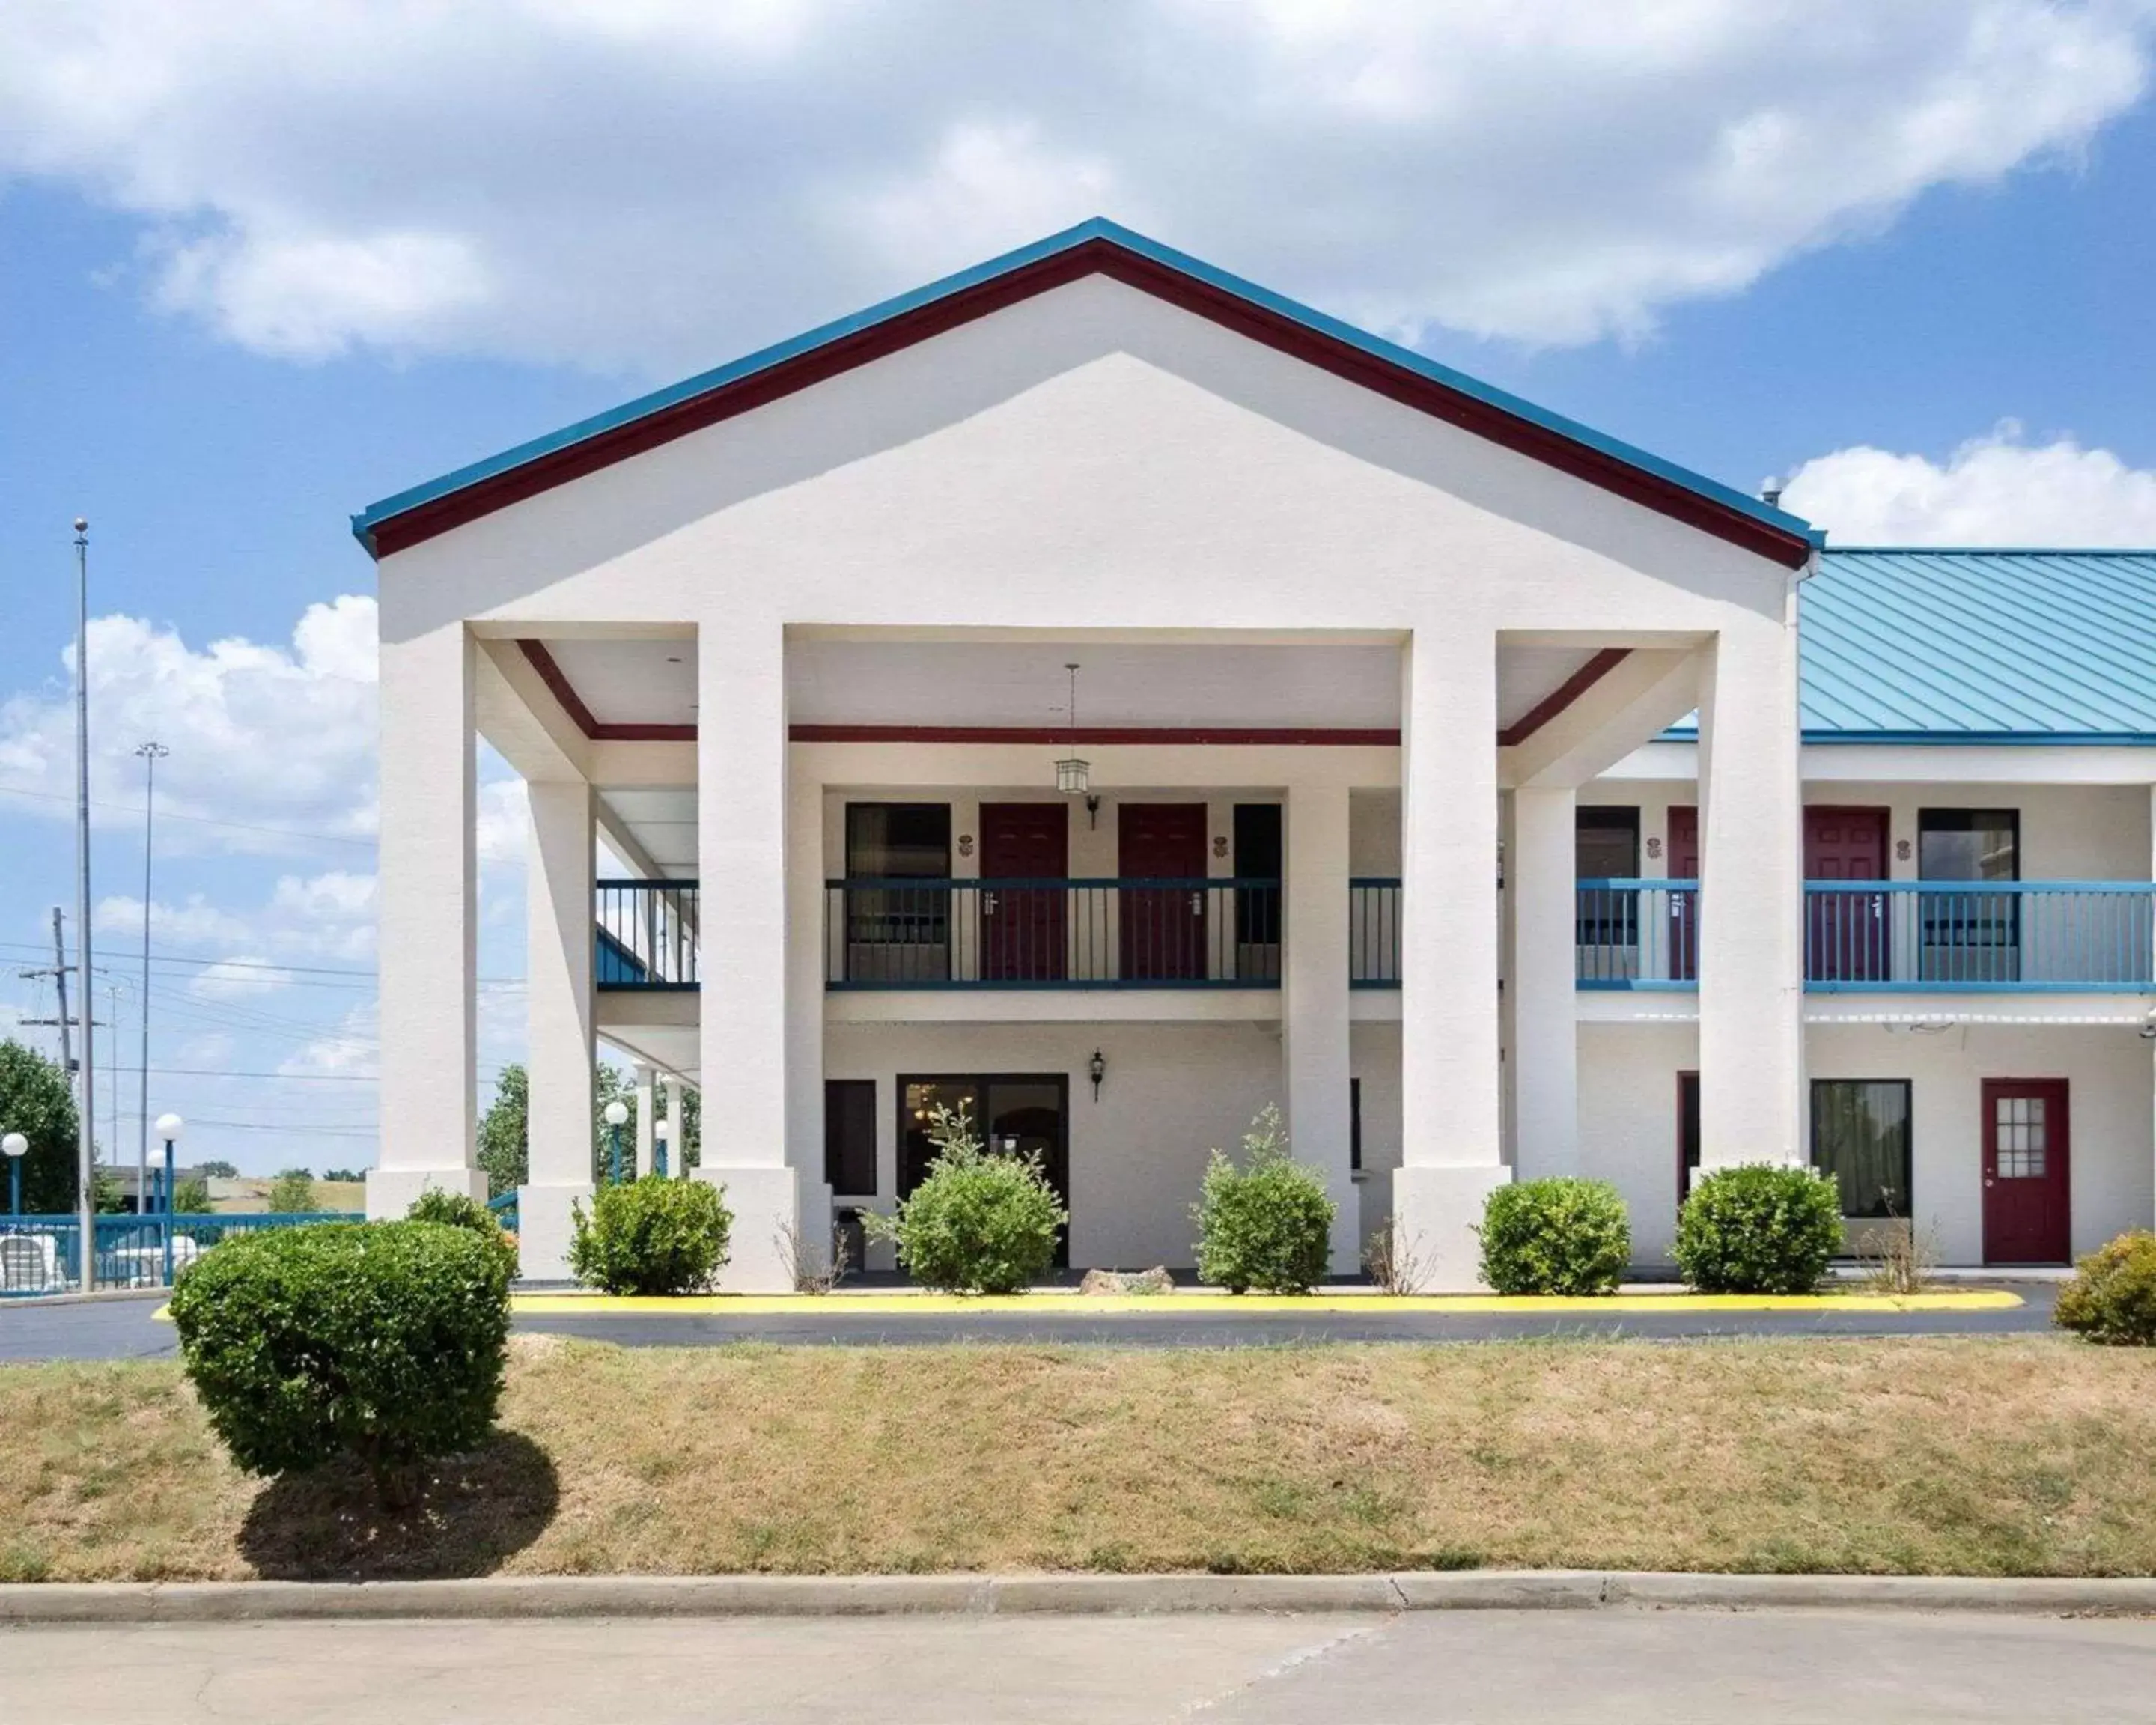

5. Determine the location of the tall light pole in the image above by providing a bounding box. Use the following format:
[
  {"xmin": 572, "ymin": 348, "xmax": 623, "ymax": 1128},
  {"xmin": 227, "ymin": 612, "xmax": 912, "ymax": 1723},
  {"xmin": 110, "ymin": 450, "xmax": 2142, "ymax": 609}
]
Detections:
[
  {"xmin": 73, "ymin": 518, "xmax": 96, "ymax": 1287},
  {"xmin": 134, "ymin": 742, "xmax": 168, "ymax": 1221}
]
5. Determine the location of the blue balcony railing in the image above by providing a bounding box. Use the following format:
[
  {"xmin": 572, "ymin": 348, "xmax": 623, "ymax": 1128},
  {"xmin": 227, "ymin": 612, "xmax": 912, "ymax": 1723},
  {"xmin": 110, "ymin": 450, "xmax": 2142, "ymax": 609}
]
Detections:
[
  {"xmin": 1350, "ymin": 878, "xmax": 1401, "ymax": 987},
  {"xmin": 1802, "ymin": 880, "xmax": 2155, "ymax": 992},
  {"xmin": 596, "ymin": 880, "xmax": 699, "ymax": 988},
  {"xmin": 1574, "ymin": 880, "xmax": 2156, "ymax": 992},
  {"xmin": 823, "ymin": 878, "xmax": 1282, "ymax": 988}
]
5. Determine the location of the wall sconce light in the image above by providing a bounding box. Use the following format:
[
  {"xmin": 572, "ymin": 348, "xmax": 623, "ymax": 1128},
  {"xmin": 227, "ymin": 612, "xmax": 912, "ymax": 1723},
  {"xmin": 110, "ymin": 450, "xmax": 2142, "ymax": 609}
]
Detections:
[
  {"xmin": 1088, "ymin": 1048, "xmax": 1106, "ymax": 1102},
  {"xmin": 1896, "ymin": 838, "xmax": 1913, "ymax": 862},
  {"xmin": 957, "ymin": 833, "xmax": 975, "ymax": 859},
  {"xmin": 1646, "ymin": 835, "xmax": 1663, "ymax": 861}
]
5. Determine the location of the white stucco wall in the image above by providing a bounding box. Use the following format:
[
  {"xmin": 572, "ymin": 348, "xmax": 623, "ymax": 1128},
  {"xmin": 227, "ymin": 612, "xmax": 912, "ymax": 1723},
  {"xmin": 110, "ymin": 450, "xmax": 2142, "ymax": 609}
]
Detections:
[{"xmin": 1580, "ymin": 1021, "xmax": 2155, "ymax": 1265}]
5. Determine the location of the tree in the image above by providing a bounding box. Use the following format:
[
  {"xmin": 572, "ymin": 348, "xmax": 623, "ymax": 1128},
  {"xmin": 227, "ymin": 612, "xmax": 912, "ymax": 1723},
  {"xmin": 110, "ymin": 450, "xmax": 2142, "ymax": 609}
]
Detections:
[
  {"xmin": 195, "ymin": 1159, "xmax": 238, "ymax": 1179},
  {"xmin": 266, "ymin": 1169, "xmax": 317, "ymax": 1213},
  {"xmin": 323, "ymin": 1167, "xmax": 364, "ymax": 1183},
  {"xmin": 475, "ymin": 1060, "xmax": 700, "ymax": 1193},
  {"xmin": 478, "ymin": 1064, "xmax": 529, "ymax": 1198},
  {"xmin": 0, "ymin": 1039, "xmax": 82, "ymax": 1214},
  {"xmin": 171, "ymin": 1176, "xmax": 213, "ymax": 1214}
]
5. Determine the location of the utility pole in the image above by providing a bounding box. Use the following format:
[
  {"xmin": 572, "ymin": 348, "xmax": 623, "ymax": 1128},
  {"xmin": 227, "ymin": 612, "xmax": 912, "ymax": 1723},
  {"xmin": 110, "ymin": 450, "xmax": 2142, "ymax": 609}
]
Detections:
[
  {"xmin": 135, "ymin": 742, "xmax": 168, "ymax": 1221},
  {"xmin": 47, "ymin": 906, "xmax": 73, "ymax": 1077},
  {"xmin": 73, "ymin": 517, "xmax": 95, "ymax": 1286}
]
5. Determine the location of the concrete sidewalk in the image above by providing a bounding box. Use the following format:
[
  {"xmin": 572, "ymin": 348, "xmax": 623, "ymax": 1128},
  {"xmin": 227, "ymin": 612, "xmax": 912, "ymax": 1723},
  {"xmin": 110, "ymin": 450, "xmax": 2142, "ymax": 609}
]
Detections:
[{"xmin": 7, "ymin": 1605, "xmax": 2155, "ymax": 1723}]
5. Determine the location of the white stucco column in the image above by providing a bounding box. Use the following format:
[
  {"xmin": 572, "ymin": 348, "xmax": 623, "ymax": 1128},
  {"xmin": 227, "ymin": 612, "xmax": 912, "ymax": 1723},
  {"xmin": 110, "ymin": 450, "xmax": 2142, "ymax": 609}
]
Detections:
[
  {"xmin": 695, "ymin": 622, "xmax": 801, "ymax": 1289},
  {"xmin": 517, "ymin": 778, "xmax": 596, "ymax": 1279},
  {"xmin": 369, "ymin": 621, "xmax": 486, "ymax": 1217},
  {"xmin": 1282, "ymin": 779, "xmax": 1358, "ymax": 1274},
  {"xmin": 663, "ymin": 1075, "xmax": 686, "ymax": 1177},
  {"xmin": 1510, "ymin": 785, "xmax": 1579, "ymax": 1179},
  {"xmin": 1395, "ymin": 627, "xmax": 1509, "ymax": 1287},
  {"xmin": 633, "ymin": 1062, "xmax": 656, "ymax": 1177},
  {"xmin": 1696, "ymin": 612, "xmax": 1805, "ymax": 1169},
  {"xmin": 786, "ymin": 752, "xmax": 833, "ymax": 1278}
]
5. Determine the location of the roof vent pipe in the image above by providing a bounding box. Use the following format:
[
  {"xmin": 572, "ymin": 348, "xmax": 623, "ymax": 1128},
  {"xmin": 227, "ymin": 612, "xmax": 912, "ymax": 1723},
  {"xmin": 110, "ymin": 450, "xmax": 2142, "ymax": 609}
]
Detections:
[{"xmin": 1761, "ymin": 477, "xmax": 1785, "ymax": 509}]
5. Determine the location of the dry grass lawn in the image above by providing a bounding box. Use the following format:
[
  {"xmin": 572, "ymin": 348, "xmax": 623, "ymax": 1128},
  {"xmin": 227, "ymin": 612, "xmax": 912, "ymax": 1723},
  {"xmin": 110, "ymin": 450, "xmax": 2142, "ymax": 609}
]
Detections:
[{"xmin": 4, "ymin": 1334, "xmax": 2156, "ymax": 1582}]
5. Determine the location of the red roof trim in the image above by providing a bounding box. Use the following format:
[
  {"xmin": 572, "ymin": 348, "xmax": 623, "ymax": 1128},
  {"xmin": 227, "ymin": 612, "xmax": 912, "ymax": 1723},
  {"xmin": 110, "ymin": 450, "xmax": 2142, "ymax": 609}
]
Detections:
[
  {"xmin": 517, "ymin": 640, "xmax": 696, "ymax": 742},
  {"xmin": 518, "ymin": 643, "xmax": 1636, "ymax": 750},
  {"xmin": 789, "ymin": 724, "xmax": 1401, "ymax": 746},
  {"xmin": 377, "ymin": 239, "xmax": 1811, "ymax": 568},
  {"xmin": 1497, "ymin": 648, "xmax": 1632, "ymax": 748}
]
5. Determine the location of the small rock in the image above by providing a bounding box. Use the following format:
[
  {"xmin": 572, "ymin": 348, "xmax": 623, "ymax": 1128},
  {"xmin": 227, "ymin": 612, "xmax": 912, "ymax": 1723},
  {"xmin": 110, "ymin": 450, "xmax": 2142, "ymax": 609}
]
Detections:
[{"xmin": 1079, "ymin": 1266, "xmax": 1177, "ymax": 1296}]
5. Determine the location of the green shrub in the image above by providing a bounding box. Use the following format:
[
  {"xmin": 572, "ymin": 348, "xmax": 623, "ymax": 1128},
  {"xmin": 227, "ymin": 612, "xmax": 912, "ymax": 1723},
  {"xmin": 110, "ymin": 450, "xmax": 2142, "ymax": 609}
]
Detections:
[
  {"xmin": 1477, "ymin": 1178, "xmax": 1630, "ymax": 1295},
  {"xmin": 1192, "ymin": 1106, "xmax": 1336, "ymax": 1294},
  {"xmin": 2055, "ymin": 1232, "xmax": 2156, "ymax": 1345},
  {"xmin": 1674, "ymin": 1163, "xmax": 1844, "ymax": 1294},
  {"xmin": 266, "ymin": 1169, "xmax": 317, "ymax": 1213},
  {"xmin": 569, "ymin": 1175, "xmax": 732, "ymax": 1294},
  {"xmin": 168, "ymin": 1221, "xmax": 510, "ymax": 1507},
  {"xmin": 406, "ymin": 1187, "xmax": 519, "ymax": 1280},
  {"xmin": 866, "ymin": 1104, "xmax": 1066, "ymax": 1294}
]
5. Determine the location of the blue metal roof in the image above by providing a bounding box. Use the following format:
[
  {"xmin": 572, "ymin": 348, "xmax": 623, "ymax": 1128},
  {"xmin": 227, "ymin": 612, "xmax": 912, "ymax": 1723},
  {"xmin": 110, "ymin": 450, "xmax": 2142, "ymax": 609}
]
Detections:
[
  {"xmin": 352, "ymin": 217, "xmax": 1819, "ymax": 556},
  {"xmin": 1664, "ymin": 548, "xmax": 2156, "ymax": 744}
]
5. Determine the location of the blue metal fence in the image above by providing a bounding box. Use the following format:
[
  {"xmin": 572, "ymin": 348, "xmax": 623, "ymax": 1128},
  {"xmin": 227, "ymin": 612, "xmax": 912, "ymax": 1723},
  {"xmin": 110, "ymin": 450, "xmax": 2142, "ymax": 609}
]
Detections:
[
  {"xmin": 487, "ymin": 1190, "xmax": 520, "ymax": 1232},
  {"xmin": 0, "ymin": 1211, "xmax": 362, "ymax": 1296},
  {"xmin": 1350, "ymin": 878, "xmax": 1401, "ymax": 986}
]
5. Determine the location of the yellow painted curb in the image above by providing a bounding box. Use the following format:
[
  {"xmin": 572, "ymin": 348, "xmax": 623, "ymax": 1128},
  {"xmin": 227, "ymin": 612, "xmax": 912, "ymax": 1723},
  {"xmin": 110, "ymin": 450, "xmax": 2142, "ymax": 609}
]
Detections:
[{"xmin": 506, "ymin": 1289, "xmax": 2023, "ymax": 1317}]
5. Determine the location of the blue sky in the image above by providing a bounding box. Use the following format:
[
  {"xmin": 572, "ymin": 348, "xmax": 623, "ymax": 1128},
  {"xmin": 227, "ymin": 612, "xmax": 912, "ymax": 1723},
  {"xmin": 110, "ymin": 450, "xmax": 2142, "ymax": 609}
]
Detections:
[{"xmin": 3, "ymin": 1, "xmax": 2155, "ymax": 1174}]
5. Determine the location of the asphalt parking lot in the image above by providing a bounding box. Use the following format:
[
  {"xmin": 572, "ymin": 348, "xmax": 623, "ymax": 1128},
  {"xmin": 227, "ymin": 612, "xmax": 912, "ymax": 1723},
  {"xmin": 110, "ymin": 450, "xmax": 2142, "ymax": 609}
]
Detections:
[{"xmin": 0, "ymin": 1282, "xmax": 2059, "ymax": 1362}]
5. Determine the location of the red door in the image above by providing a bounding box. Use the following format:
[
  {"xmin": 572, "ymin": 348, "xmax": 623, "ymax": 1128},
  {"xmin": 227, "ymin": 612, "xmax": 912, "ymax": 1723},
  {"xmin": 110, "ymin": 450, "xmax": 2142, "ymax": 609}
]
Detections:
[
  {"xmin": 1805, "ymin": 807, "xmax": 1891, "ymax": 981},
  {"xmin": 1983, "ymin": 1079, "xmax": 2071, "ymax": 1265},
  {"xmin": 979, "ymin": 803, "xmax": 1067, "ymax": 981},
  {"xmin": 1119, "ymin": 803, "xmax": 1210, "ymax": 981},
  {"xmin": 1667, "ymin": 806, "xmax": 1699, "ymax": 982}
]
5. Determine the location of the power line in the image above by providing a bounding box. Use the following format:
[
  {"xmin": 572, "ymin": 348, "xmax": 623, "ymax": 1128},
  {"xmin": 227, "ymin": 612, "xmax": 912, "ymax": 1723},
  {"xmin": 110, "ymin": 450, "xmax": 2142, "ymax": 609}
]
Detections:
[{"xmin": 0, "ymin": 780, "xmax": 377, "ymax": 850}]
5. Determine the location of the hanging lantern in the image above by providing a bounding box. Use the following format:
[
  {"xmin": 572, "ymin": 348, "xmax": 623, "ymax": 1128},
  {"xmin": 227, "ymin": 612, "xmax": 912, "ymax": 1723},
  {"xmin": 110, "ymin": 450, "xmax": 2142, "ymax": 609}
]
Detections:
[{"xmin": 1055, "ymin": 662, "xmax": 1090, "ymax": 796}]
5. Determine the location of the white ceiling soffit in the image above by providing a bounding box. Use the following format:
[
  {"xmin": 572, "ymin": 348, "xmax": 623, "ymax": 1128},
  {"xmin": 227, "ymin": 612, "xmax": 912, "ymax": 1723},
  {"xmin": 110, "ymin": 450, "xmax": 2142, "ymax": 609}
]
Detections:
[{"xmin": 539, "ymin": 637, "xmax": 1601, "ymax": 735}]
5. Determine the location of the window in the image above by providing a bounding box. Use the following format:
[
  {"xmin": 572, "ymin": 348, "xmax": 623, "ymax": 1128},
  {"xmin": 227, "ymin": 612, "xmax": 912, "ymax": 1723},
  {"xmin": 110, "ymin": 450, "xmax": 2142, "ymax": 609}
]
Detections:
[
  {"xmin": 1233, "ymin": 803, "xmax": 1283, "ymax": 973},
  {"xmin": 1918, "ymin": 809, "xmax": 2018, "ymax": 883},
  {"xmin": 1678, "ymin": 1071, "xmax": 1700, "ymax": 1201},
  {"xmin": 1918, "ymin": 809, "xmax": 2019, "ymax": 981},
  {"xmin": 824, "ymin": 1080, "xmax": 877, "ymax": 1195},
  {"xmin": 1810, "ymin": 1080, "xmax": 1912, "ymax": 1220},
  {"xmin": 1576, "ymin": 806, "xmax": 1641, "ymax": 950},
  {"xmin": 843, "ymin": 803, "xmax": 951, "ymax": 982}
]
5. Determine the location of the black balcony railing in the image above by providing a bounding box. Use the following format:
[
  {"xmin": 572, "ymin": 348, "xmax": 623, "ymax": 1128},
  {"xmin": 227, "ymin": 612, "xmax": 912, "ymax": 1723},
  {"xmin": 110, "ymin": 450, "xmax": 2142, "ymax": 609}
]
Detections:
[{"xmin": 824, "ymin": 877, "xmax": 1281, "ymax": 988}]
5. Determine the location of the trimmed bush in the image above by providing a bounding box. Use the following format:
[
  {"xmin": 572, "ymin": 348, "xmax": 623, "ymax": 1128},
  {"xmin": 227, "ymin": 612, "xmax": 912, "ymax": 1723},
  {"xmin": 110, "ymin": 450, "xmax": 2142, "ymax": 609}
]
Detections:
[
  {"xmin": 1477, "ymin": 1178, "xmax": 1630, "ymax": 1295},
  {"xmin": 406, "ymin": 1187, "xmax": 519, "ymax": 1280},
  {"xmin": 168, "ymin": 1220, "xmax": 510, "ymax": 1506},
  {"xmin": 569, "ymin": 1175, "xmax": 732, "ymax": 1294},
  {"xmin": 868, "ymin": 1103, "xmax": 1066, "ymax": 1294},
  {"xmin": 2056, "ymin": 1232, "xmax": 2156, "ymax": 1345},
  {"xmin": 1193, "ymin": 1106, "xmax": 1336, "ymax": 1294},
  {"xmin": 1674, "ymin": 1163, "xmax": 1844, "ymax": 1294}
]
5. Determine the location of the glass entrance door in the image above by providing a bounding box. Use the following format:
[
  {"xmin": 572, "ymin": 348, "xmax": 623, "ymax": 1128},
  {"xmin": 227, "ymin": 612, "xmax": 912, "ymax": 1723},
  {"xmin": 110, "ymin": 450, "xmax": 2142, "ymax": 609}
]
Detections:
[{"xmin": 899, "ymin": 1074, "xmax": 1071, "ymax": 1265}]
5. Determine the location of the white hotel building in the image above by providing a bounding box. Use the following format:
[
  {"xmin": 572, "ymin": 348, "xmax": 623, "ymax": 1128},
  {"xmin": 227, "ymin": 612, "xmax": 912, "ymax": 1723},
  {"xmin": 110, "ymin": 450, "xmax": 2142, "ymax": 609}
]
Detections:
[{"xmin": 356, "ymin": 222, "xmax": 2156, "ymax": 1289}]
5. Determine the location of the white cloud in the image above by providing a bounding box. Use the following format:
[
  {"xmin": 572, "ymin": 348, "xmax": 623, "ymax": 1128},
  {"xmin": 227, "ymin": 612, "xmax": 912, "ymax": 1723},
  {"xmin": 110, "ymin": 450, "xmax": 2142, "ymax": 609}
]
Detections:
[
  {"xmin": 188, "ymin": 958, "xmax": 297, "ymax": 1000},
  {"xmin": 0, "ymin": 594, "xmax": 378, "ymax": 854},
  {"xmin": 0, "ymin": 1, "xmax": 2147, "ymax": 369},
  {"xmin": 1783, "ymin": 425, "xmax": 2156, "ymax": 546},
  {"xmin": 278, "ymin": 998, "xmax": 378, "ymax": 1080}
]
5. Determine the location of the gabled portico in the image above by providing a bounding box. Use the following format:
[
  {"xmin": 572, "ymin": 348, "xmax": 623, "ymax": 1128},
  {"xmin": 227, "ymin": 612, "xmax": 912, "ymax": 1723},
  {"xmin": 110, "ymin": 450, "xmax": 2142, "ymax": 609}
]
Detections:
[{"xmin": 359, "ymin": 220, "xmax": 1815, "ymax": 1290}]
